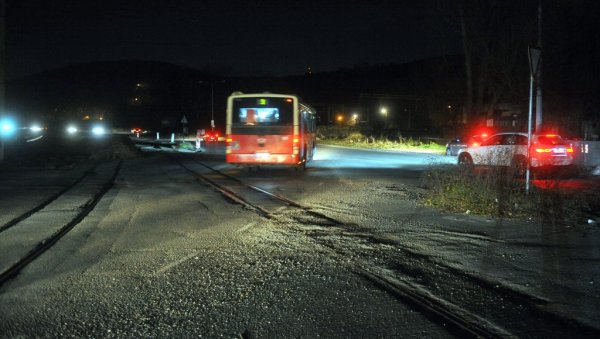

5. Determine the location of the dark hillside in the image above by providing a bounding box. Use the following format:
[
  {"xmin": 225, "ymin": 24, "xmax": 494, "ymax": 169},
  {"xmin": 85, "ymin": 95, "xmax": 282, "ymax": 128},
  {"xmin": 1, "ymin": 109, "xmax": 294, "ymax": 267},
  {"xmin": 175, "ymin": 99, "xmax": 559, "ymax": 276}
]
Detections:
[
  {"xmin": 6, "ymin": 57, "xmax": 465, "ymax": 135},
  {"xmin": 7, "ymin": 60, "xmax": 212, "ymax": 131}
]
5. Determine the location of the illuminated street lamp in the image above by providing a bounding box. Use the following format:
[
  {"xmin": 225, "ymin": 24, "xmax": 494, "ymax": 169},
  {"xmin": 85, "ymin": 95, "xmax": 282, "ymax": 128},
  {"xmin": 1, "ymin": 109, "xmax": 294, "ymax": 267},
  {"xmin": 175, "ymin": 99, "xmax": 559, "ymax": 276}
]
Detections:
[
  {"xmin": 380, "ymin": 107, "xmax": 388, "ymax": 128},
  {"xmin": 352, "ymin": 113, "xmax": 359, "ymax": 126},
  {"xmin": 336, "ymin": 114, "xmax": 344, "ymax": 123}
]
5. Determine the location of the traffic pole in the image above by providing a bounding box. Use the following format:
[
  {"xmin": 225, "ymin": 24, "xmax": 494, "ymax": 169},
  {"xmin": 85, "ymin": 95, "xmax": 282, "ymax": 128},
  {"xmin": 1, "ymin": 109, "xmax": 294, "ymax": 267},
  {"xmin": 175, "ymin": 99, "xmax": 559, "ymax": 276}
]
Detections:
[
  {"xmin": 0, "ymin": 0, "xmax": 6, "ymax": 162},
  {"xmin": 527, "ymin": 46, "xmax": 542, "ymax": 195}
]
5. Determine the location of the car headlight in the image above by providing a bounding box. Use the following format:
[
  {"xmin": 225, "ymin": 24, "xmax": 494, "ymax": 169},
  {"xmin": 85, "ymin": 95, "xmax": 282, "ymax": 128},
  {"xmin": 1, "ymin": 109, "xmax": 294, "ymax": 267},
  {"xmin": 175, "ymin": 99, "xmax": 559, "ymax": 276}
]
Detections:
[
  {"xmin": 1, "ymin": 118, "xmax": 17, "ymax": 137},
  {"xmin": 92, "ymin": 126, "xmax": 105, "ymax": 135},
  {"xmin": 30, "ymin": 125, "xmax": 43, "ymax": 133},
  {"xmin": 66, "ymin": 125, "xmax": 78, "ymax": 134}
]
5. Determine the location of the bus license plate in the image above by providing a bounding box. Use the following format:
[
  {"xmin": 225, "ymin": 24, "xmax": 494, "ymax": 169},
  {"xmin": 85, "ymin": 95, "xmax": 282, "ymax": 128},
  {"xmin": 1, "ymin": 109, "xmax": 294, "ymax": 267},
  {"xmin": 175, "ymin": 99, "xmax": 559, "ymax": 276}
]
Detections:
[{"xmin": 255, "ymin": 152, "xmax": 270, "ymax": 160}]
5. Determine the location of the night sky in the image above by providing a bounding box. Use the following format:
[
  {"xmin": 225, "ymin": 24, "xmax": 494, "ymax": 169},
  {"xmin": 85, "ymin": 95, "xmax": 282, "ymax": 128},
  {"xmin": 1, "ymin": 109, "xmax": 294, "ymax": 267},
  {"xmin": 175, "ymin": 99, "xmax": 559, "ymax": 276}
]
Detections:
[{"xmin": 6, "ymin": 0, "xmax": 460, "ymax": 79}]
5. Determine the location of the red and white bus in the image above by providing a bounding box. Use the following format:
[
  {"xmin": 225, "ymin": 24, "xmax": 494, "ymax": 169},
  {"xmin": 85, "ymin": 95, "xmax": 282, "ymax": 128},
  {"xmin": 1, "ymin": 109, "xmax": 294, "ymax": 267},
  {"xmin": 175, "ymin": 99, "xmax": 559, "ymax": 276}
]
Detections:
[{"xmin": 225, "ymin": 92, "xmax": 317, "ymax": 169}]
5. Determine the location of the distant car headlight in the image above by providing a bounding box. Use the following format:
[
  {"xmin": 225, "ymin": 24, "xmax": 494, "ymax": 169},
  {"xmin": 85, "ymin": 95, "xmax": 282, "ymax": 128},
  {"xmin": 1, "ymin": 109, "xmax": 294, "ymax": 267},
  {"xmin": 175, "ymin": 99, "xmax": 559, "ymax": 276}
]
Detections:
[
  {"xmin": 91, "ymin": 126, "xmax": 105, "ymax": 135},
  {"xmin": 1, "ymin": 118, "xmax": 17, "ymax": 137},
  {"xmin": 66, "ymin": 125, "xmax": 78, "ymax": 134},
  {"xmin": 30, "ymin": 125, "xmax": 43, "ymax": 133}
]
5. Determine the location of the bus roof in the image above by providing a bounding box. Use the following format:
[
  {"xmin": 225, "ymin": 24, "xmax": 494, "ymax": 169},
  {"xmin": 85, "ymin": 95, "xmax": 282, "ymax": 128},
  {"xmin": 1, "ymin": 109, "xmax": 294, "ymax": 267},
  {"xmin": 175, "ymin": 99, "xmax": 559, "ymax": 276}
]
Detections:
[
  {"xmin": 229, "ymin": 92, "xmax": 297, "ymax": 99},
  {"xmin": 228, "ymin": 92, "xmax": 315, "ymax": 113}
]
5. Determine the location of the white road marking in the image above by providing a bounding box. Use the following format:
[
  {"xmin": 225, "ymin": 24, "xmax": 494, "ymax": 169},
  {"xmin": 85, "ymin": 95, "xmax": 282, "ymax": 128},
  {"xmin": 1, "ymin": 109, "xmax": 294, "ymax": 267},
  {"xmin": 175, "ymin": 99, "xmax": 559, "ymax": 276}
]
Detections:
[
  {"xmin": 236, "ymin": 221, "xmax": 258, "ymax": 233},
  {"xmin": 153, "ymin": 251, "xmax": 199, "ymax": 276}
]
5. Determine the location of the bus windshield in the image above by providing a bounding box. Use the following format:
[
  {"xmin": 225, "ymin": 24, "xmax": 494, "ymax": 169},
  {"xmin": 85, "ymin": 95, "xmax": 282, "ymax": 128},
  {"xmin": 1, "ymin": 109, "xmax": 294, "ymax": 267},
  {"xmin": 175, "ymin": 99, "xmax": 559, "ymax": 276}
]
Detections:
[{"xmin": 232, "ymin": 97, "xmax": 294, "ymax": 125}]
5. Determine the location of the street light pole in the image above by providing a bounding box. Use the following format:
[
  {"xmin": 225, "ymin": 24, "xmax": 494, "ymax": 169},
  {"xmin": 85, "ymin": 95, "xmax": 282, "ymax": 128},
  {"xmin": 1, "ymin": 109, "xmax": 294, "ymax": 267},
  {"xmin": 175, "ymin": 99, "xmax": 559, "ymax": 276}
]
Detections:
[
  {"xmin": 210, "ymin": 83, "xmax": 215, "ymax": 131},
  {"xmin": 199, "ymin": 80, "xmax": 225, "ymax": 131},
  {"xmin": 380, "ymin": 107, "xmax": 388, "ymax": 129},
  {"xmin": 528, "ymin": 46, "xmax": 542, "ymax": 195},
  {"xmin": 535, "ymin": 0, "xmax": 543, "ymax": 132},
  {"xmin": 0, "ymin": 0, "xmax": 6, "ymax": 162}
]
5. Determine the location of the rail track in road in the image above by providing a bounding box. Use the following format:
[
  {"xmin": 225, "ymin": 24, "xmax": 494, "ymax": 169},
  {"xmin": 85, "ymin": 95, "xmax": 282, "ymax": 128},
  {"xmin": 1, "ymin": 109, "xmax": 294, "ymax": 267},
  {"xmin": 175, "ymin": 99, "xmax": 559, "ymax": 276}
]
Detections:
[
  {"xmin": 175, "ymin": 155, "xmax": 600, "ymax": 338},
  {"xmin": 0, "ymin": 163, "xmax": 99, "ymax": 234},
  {"xmin": 0, "ymin": 161, "xmax": 123, "ymax": 288}
]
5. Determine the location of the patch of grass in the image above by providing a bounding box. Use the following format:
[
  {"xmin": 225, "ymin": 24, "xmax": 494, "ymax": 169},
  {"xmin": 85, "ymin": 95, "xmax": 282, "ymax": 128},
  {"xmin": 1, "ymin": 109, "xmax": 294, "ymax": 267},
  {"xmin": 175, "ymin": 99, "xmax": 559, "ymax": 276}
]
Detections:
[
  {"xmin": 177, "ymin": 141, "xmax": 196, "ymax": 151},
  {"xmin": 318, "ymin": 130, "xmax": 446, "ymax": 153},
  {"xmin": 422, "ymin": 166, "xmax": 600, "ymax": 225}
]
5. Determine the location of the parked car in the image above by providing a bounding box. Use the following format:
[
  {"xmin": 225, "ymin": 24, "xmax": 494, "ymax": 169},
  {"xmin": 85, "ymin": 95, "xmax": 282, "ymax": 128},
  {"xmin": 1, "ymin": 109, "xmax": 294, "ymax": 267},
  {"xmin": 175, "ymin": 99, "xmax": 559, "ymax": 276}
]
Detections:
[
  {"xmin": 445, "ymin": 134, "xmax": 488, "ymax": 156},
  {"xmin": 457, "ymin": 133, "xmax": 574, "ymax": 175}
]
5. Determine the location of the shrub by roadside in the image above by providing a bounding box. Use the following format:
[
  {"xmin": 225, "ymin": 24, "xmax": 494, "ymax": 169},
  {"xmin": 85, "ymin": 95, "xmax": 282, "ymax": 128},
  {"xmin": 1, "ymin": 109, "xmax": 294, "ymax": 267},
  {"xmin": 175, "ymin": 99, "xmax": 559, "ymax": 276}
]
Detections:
[
  {"xmin": 317, "ymin": 126, "xmax": 445, "ymax": 153},
  {"xmin": 422, "ymin": 166, "xmax": 600, "ymax": 225}
]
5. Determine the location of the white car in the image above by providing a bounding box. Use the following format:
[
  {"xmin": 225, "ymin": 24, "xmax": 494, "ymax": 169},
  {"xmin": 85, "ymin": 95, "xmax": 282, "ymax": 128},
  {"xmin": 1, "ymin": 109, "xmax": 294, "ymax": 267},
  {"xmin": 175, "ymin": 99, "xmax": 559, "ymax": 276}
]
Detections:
[{"xmin": 457, "ymin": 133, "xmax": 574, "ymax": 175}]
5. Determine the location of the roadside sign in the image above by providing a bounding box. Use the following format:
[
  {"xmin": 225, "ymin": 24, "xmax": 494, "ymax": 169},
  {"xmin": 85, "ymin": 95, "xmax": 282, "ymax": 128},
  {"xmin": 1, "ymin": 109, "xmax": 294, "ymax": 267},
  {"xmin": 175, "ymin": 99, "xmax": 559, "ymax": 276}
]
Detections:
[{"xmin": 181, "ymin": 115, "xmax": 188, "ymax": 124}]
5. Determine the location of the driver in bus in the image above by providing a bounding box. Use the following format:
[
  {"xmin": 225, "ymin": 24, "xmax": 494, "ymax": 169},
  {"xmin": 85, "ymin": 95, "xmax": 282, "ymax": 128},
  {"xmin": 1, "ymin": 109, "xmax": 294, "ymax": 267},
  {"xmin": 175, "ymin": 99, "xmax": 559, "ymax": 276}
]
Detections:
[{"xmin": 245, "ymin": 109, "xmax": 257, "ymax": 125}]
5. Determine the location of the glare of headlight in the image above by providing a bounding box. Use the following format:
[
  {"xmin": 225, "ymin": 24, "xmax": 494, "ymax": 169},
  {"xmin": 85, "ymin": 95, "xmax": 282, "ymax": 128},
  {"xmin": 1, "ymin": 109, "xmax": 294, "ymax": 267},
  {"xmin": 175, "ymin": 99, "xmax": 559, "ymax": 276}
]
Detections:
[
  {"xmin": 92, "ymin": 126, "xmax": 105, "ymax": 135},
  {"xmin": 67, "ymin": 125, "xmax": 78, "ymax": 134},
  {"xmin": 1, "ymin": 118, "xmax": 17, "ymax": 137},
  {"xmin": 30, "ymin": 125, "xmax": 43, "ymax": 133}
]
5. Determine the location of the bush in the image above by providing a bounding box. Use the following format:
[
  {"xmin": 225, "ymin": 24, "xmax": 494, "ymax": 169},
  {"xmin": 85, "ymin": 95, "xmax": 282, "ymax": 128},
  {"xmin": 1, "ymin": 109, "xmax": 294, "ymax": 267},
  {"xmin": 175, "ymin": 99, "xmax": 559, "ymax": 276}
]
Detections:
[
  {"xmin": 345, "ymin": 132, "xmax": 366, "ymax": 143},
  {"xmin": 422, "ymin": 166, "xmax": 599, "ymax": 225},
  {"xmin": 177, "ymin": 141, "xmax": 196, "ymax": 151}
]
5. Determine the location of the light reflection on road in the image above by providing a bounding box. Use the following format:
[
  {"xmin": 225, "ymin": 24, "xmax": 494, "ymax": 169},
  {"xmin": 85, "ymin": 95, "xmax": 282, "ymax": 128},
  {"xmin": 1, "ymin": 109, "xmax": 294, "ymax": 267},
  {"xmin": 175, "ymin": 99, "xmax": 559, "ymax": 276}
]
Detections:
[{"xmin": 312, "ymin": 145, "xmax": 454, "ymax": 169}]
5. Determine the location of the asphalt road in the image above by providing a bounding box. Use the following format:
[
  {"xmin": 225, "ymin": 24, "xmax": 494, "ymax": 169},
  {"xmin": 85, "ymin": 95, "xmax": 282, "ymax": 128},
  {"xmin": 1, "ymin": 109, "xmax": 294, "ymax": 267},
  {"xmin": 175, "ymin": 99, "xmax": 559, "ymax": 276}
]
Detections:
[{"xmin": 0, "ymin": 138, "xmax": 598, "ymax": 337}]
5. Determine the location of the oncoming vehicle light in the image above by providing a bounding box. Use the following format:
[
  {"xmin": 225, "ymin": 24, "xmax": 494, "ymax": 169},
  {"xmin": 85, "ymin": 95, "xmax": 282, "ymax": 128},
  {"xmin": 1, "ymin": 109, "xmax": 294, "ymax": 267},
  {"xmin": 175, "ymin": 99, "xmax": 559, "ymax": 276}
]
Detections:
[
  {"xmin": 29, "ymin": 124, "xmax": 43, "ymax": 133},
  {"xmin": 92, "ymin": 125, "xmax": 105, "ymax": 136},
  {"xmin": 66, "ymin": 125, "xmax": 78, "ymax": 135},
  {"xmin": 1, "ymin": 118, "xmax": 17, "ymax": 137}
]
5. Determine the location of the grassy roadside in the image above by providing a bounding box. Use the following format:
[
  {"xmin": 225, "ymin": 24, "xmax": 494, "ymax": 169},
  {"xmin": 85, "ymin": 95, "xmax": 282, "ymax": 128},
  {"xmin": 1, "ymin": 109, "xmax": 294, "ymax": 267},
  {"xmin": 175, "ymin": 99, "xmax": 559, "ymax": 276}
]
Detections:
[
  {"xmin": 315, "ymin": 126, "xmax": 598, "ymax": 224},
  {"xmin": 422, "ymin": 166, "xmax": 600, "ymax": 225},
  {"xmin": 320, "ymin": 137, "xmax": 446, "ymax": 153},
  {"xmin": 317, "ymin": 126, "xmax": 446, "ymax": 153}
]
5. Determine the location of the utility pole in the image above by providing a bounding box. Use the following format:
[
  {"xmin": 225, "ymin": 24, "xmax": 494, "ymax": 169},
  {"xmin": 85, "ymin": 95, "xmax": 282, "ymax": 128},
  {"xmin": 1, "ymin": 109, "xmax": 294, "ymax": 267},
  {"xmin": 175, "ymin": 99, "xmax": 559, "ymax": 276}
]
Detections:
[
  {"xmin": 535, "ymin": 0, "xmax": 543, "ymax": 132},
  {"xmin": 199, "ymin": 80, "xmax": 225, "ymax": 131},
  {"xmin": 0, "ymin": 0, "xmax": 6, "ymax": 162}
]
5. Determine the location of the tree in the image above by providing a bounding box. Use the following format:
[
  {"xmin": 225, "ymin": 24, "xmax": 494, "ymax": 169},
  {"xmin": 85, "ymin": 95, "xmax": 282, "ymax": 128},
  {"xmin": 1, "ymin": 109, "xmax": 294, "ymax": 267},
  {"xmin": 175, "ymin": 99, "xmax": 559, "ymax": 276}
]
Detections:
[{"xmin": 439, "ymin": 0, "xmax": 537, "ymax": 127}]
